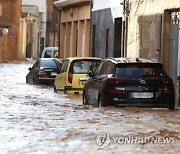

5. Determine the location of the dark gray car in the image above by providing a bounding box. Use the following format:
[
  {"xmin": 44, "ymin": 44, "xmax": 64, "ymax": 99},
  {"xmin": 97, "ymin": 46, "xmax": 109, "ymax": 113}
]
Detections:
[
  {"xmin": 26, "ymin": 58, "xmax": 61, "ymax": 85},
  {"xmin": 83, "ymin": 58, "xmax": 175, "ymax": 110}
]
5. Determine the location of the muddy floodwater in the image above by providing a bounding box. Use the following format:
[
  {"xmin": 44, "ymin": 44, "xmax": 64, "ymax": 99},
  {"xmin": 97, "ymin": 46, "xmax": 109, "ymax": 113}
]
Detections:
[{"xmin": 0, "ymin": 61, "xmax": 179, "ymax": 154}]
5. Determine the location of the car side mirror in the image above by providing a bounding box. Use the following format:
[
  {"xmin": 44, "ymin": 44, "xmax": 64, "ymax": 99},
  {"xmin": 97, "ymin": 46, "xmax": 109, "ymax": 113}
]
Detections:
[
  {"xmin": 88, "ymin": 71, "xmax": 94, "ymax": 78},
  {"xmin": 28, "ymin": 67, "xmax": 32, "ymax": 71}
]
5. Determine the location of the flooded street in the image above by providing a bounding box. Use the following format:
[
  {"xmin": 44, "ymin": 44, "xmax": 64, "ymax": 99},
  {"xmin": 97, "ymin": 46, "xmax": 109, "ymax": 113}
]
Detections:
[{"xmin": 0, "ymin": 61, "xmax": 180, "ymax": 154}]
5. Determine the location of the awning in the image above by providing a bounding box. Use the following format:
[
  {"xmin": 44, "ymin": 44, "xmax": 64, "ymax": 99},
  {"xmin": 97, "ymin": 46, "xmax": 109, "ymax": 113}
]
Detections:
[
  {"xmin": 0, "ymin": 22, "xmax": 13, "ymax": 28},
  {"xmin": 54, "ymin": 0, "xmax": 90, "ymax": 8}
]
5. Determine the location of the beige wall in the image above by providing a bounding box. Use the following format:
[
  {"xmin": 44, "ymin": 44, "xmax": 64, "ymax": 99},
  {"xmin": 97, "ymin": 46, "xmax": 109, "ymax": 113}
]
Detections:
[
  {"xmin": 61, "ymin": 5, "xmax": 91, "ymax": 23},
  {"xmin": 127, "ymin": 0, "xmax": 179, "ymax": 61},
  {"xmin": 59, "ymin": 4, "xmax": 91, "ymax": 59},
  {"xmin": 20, "ymin": 19, "xmax": 27, "ymax": 60},
  {"xmin": 0, "ymin": 0, "xmax": 21, "ymax": 62}
]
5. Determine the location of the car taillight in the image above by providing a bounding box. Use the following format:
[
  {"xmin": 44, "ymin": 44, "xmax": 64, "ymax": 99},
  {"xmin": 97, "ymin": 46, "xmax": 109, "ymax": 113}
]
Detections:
[
  {"xmin": 38, "ymin": 70, "xmax": 47, "ymax": 77},
  {"xmin": 107, "ymin": 78, "xmax": 127, "ymax": 84},
  {"xmin": 109, "ymin": 90, "xmax": 125, "ymax": 94},
  {"xmin": 68, "ymin": 72, "xmax": 73, "ymax": 84},
  {"xmin": 162, "ymin": 90, "xmax": 174, "ymax": 94},
  {"xmin": 159, "ymin": 77, "xmax": 173, "ymax": 83}
]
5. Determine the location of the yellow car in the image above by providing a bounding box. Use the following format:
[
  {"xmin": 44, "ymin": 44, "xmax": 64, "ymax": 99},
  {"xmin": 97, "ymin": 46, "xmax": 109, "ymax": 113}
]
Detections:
[{"xmin": 54, "ymin": 57, "xmax": 102, "ymax": 94}]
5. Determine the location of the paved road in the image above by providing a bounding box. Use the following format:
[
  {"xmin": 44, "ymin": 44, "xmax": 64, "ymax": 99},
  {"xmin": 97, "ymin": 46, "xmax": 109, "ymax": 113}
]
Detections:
[{"xmin": 0, "ymin": 61, "xmax": 179, "ymax": 154}]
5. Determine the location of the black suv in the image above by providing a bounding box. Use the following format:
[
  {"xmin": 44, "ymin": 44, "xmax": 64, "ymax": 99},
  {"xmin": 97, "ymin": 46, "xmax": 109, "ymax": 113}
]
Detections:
[{"xmin": 83, "ymin": 58, "xmax": 175, "ymax": 110}]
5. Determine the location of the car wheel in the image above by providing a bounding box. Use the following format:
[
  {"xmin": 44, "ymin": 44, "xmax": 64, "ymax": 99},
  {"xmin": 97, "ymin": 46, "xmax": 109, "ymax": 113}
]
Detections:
[
  {"xmin": 26, "ymin": 77, "xmax": 28, "ymax": 83},
  {"xmin": 64, "ymin": 87, "xmax": 67, "ymax": 94},
  {"xmin": 98, "ymin": 96, "xmax": 106, "ymax": 107},
  {"xmin": 83, "ymin": 91, "xmax": 88, "ymax": 105},
  {"xmin": 33, "ymin": 78, "xmax": 40, "ymax": 85},
  {"xmin": 169, "ymin": 101, "xmax": 175, "ymax": 110},
  {"xmin": 98, "ymin": 99, "xmax": 102, "ymax": 107},
  {"xmin": 54, "ymin": 86, "xmax": 57, "ymax": 93},
  {"xmin": 32, "ymin": 78, "xmax": 35, "ymax": 85}
]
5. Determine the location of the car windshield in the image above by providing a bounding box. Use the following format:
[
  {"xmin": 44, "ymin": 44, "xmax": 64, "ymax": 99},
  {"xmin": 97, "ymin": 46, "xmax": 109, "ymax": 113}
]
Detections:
[
  {"xmin": 53, "ymin": 50, "xmax": 59, "ymax": 58},
  {"xmin": 40, "ymin": 60, "xmax": 57, "ymax": 68},
  {"xmin": 115, "ymin": 63, "xmax": 167, "ymax": 79},
  {"xmin": 71, "ymin": 60, "xmax": 101, "ymax": 74}
]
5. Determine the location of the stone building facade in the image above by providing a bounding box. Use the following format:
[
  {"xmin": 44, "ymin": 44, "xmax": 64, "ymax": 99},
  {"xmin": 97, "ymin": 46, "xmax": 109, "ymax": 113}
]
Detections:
[
  {"xmin": 127, "ymin": 0, "xmax": 179, "ymax": 66},
  {"xmin": 22, "ymin": 0, "xmax": 47, "ymax": 57},
  {"xmin": 46, "ymin": 0, "xmax": 59, "ymax": 47},
  {"xmin": 21, "ymin": 5, "xmax": 39, "ymax": 59},
  {"xmin": 54, "ymin": 0, "xmax": 91, "ymax": 59}
]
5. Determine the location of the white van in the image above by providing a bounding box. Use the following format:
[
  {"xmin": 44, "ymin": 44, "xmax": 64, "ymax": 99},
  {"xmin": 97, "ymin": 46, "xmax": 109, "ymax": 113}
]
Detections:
[{"xmin": 41, "ymin": 47, "xmax": 59, "ymax": 58}]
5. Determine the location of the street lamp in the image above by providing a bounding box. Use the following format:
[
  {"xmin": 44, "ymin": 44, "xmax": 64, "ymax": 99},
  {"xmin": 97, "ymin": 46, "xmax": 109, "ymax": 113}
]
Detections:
[{"xmin": 2, "ymin": 28, "xmax": 8, "ymax": 35}]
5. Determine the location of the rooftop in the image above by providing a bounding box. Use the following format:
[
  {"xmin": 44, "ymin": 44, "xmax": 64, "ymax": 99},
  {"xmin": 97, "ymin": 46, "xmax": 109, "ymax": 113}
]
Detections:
[{"xmin": 106, "ymin": 57, "xmax": 159, "ymax": 64}]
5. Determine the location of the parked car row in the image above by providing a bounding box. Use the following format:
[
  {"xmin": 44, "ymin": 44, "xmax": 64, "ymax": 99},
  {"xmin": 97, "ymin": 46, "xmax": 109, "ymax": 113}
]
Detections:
[{"xmin": 26, "ymin": 57, "xmax": 175, "ymax": 110}]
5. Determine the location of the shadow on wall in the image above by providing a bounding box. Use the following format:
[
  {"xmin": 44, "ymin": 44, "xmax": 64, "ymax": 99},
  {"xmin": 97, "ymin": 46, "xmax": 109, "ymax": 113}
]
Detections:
[
  {"xmin": 137, "ymin": 14, "xmax": 162, "ymax": 61},
  {"xmin": 26, "ymin": 42, "xmax": 32, "ymax": 58}
]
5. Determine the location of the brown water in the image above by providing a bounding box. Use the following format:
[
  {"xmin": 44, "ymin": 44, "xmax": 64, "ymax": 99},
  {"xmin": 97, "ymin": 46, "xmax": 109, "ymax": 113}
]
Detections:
[{"xmin": 0, "ymin": 61, "xmax": 179, "ymax": 154}]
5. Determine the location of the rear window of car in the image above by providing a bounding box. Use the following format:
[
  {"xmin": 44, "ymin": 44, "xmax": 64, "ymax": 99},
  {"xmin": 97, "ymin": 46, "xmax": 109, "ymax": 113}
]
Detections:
[
  {"xmin": 115, "ymin": 63, "xmax": 167, "ymax": 79},
  {"xmin": 44, "ymin": 50, "xmax": 52, "ymax": 58},
  {"xmin": 40, "ymin": 60, "xmax": 57, "ymax": 68},
  {"xmin": 70, "ymin": 60, "xmax": 101, "ymax": 74}
]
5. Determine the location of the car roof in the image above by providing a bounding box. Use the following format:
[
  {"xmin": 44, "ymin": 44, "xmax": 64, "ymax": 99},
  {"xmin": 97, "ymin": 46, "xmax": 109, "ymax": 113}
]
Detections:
[
  {"xmin": 63, "ymin": 57, "xmax": 102, "ymax": 61},
  {"xmin": 43, "ymin": 47, "xmax": 58, "ymax": 50},
  {"xmin": 105, "ymin": 57, "xmax": 161, "ymax": 64},
  {"xmin": 39, "ymin": 58, "xmax": 59, "ymax": 61}
]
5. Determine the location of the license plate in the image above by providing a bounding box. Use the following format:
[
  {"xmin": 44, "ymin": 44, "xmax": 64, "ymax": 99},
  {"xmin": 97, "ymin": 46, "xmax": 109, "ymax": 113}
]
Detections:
[
  {"xmin": 51, "ymin": 72, "xmax": 57, "ymax": 76},
  {"xmin": 132, "ymin": 92, "xmax": 153, "ymax": 98}
]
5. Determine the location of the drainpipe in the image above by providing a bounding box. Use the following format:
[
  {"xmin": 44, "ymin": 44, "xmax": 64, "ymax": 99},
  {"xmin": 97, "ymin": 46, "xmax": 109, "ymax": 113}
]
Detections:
[
  {"xmin": 122, "ymin": 0, "xmax": 130, "ymax": 57},
  {"xmin": 89, "ymin": 0, "xmax": 93, "ymax": 57},
  {"xmin": 124, "ymin": 0, "xmax": 127, "ymax": 57},
  {"xmin": 124, "ymin": 16, "xmax": 128, "ymax": 57},
  {"xmin": 58, "ymin": 8, "xmax": 61, "ymax": 59},
  {"xmin": 178, "ymin": 9, "xmax": 180, "ymax": 108}
]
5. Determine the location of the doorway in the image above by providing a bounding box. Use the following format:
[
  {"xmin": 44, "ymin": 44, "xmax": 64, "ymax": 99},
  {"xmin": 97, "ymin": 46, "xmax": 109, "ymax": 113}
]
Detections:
[{"xmin": 114, "ymin": 17, "xmax": 122, "ymax": 57}]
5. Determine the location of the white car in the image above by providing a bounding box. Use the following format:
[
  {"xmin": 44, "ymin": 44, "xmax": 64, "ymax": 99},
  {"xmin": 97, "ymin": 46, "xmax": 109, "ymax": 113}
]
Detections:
[{"xmin": 41, "ymin": 47, "xmax": 59, "ymax": 58}]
